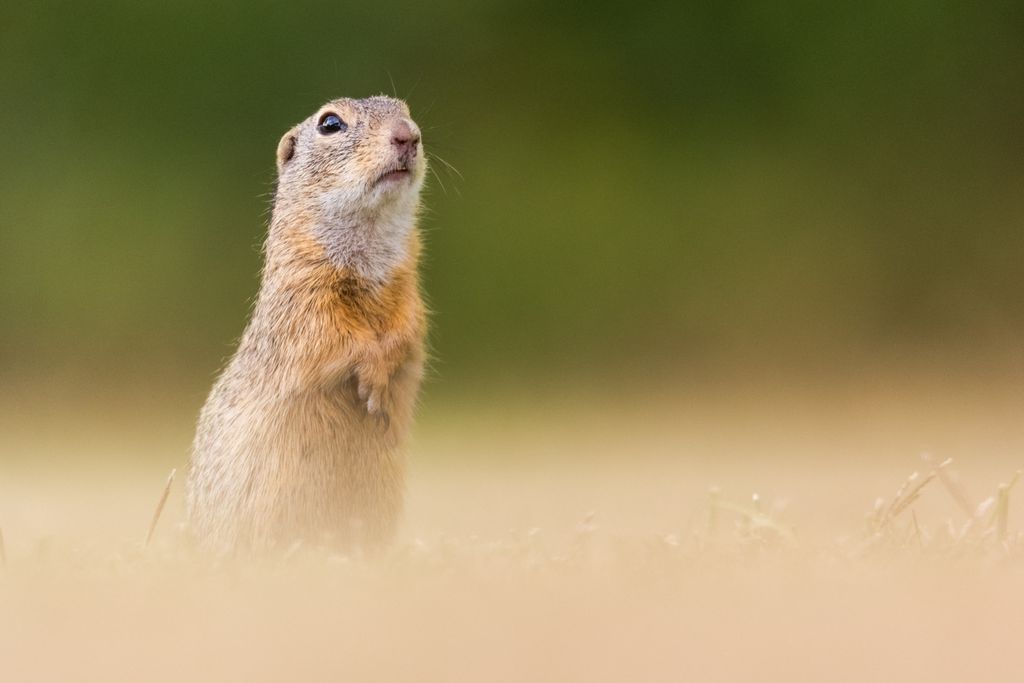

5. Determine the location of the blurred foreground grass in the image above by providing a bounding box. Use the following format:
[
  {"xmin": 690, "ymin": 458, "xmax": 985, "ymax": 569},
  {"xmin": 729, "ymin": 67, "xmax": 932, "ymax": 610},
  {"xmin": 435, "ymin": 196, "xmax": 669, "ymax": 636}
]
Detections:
[
  {"xmin": 2, "ymin": 458, "xmax": 1023, "ymax": 682},
  {"xmin": 3, "ymin": 375, "xmax": 1024, "ymax": 681}
]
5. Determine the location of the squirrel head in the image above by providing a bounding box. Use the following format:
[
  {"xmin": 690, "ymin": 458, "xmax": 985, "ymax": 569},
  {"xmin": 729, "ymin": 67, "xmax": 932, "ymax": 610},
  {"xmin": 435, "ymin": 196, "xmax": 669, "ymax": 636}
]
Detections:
[{"xmin": 271, "ymin": 96, "xmax": 427, "ymax": 281}]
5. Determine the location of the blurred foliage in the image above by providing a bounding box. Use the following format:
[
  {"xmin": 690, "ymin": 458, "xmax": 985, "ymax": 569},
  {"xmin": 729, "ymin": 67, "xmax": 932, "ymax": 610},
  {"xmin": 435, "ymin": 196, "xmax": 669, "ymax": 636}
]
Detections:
[{"xmin": 1, "ymin": 1, "xmax": 1023, "ymax": 391}]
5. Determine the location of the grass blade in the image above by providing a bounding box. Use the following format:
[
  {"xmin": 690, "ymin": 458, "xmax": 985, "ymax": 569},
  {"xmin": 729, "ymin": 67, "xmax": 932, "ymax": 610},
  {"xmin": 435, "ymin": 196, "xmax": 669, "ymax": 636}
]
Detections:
[{"xmin": 145, "ymin": 469, "xmax": 176, "ymax": 549}]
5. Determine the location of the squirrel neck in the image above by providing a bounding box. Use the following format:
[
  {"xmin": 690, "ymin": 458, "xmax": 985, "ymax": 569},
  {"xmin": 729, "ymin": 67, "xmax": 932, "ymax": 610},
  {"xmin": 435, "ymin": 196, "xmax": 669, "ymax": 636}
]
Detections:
[
  {"xmin": 273, "ymin": 192, "xmax": 419, "ymax": 283},
  {"xmin": 249, "ymin": 209, "xmax": 421, "ymax": 341},
  {"xmin": 263, "ymin": 195, "xmax": 420, "ymax": 282}
]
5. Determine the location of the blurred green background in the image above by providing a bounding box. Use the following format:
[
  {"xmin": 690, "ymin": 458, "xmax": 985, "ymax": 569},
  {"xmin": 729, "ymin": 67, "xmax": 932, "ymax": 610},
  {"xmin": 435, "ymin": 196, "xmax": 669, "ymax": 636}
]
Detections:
[{"xmin": 2, "ymin": 1, "xmax": 1023, "ymax": 399}]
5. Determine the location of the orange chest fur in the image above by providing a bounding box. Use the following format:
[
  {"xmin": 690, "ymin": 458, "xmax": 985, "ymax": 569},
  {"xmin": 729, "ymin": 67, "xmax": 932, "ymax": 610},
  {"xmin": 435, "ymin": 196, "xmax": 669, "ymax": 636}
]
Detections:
[{"xmin": 306, "ymin": 268, "xmax": 422, "ymax": 349}]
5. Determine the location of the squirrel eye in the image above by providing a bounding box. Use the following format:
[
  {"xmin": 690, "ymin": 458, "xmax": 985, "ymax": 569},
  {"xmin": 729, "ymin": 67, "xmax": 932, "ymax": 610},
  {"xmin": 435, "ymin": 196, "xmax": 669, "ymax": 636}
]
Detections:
[{"xmin": 317, "ymin": 113, "xmax": 346, "ymax": 135}]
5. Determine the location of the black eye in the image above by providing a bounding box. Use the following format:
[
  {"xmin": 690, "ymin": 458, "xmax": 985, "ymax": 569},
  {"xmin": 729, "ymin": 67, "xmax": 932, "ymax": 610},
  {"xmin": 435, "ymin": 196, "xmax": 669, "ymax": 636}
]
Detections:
[{"xmin": 317, "ymin": 113, "xmax": 347, "ymax": 135}]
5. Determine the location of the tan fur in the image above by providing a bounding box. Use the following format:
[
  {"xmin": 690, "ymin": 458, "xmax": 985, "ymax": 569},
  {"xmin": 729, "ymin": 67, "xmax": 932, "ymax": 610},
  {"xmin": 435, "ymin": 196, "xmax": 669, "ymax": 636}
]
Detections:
[{"xmin": 186, "ymin": 96, "xmax": 428, "ymax": 555}]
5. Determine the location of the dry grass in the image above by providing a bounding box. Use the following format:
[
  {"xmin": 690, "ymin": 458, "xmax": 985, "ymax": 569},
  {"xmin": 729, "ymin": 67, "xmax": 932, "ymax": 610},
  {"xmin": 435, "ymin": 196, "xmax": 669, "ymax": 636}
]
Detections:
[
  {"xmin": 2, "ymin": 381, "xmax": 1024, "ymax": 682},
  {"xmin": 144, "ymin": 468, "xmax": 175, "ymax": 548}
]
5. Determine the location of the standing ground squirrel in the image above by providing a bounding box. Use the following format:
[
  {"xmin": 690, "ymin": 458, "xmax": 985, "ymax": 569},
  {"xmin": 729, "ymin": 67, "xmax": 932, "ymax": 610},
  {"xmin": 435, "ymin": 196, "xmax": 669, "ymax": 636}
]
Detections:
[{"xmin": 186, "ymin": 96, "xmax": 428, "ymax": 555}]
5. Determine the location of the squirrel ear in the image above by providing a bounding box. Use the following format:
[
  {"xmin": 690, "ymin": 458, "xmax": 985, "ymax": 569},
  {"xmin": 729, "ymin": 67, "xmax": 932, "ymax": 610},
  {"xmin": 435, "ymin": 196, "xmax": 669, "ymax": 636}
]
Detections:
[{"xmin": 276, "ymin": 128, "xmax": 298, "ymax": 172}]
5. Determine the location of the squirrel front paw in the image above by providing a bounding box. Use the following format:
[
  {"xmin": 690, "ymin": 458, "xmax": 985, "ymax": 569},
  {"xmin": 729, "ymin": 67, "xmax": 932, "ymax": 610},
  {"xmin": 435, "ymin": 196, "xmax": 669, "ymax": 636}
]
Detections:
[{"xmin": 356, "ymin": 377, "xmax": 392, "ymax": 428}]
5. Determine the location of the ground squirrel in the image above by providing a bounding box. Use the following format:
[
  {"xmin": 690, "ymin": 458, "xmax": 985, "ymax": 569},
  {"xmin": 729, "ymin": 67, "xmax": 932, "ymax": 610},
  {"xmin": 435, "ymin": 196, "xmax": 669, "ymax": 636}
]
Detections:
[{"xmin": 186, "ymin": 96, "xmax": 428, "ymax": 555}]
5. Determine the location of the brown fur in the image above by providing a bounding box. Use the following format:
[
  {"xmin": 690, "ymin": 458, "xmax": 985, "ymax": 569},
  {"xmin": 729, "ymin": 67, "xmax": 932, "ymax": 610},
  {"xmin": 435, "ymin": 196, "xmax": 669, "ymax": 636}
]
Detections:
[{"xmin": 186, "ymin": 96, "xmax": 427, "ymax": 555}]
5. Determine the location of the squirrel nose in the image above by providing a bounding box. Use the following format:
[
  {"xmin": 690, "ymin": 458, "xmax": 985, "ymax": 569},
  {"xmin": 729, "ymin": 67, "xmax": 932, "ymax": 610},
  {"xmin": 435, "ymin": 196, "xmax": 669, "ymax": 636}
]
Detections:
[{"xmin": 391, "ymin": 119, "xmax": 420, "ymax": 156}]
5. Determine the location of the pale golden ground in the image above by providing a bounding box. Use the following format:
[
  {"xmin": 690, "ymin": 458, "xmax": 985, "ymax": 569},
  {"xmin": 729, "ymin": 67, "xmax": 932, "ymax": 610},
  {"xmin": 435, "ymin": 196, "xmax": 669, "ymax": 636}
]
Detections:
[{"xmin": 1, "ymin": 374, "xmax": 1023, "ymax": 682}]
